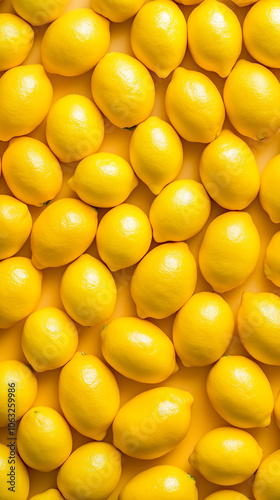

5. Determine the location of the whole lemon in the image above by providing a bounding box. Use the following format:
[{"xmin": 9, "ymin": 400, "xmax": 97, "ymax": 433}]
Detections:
[
  {"xmin": 253, "ymin": 449, "xmax": 280, "ymax": 500},
  {"xmin": 0, "ymin": 13, "xmax": 34, "ymax": 71},
  {"xmin": 46, "ymin": 94, "xmax": 104, "ymax": 163},
  {"xmin": 0, "ymin": 64, "xmax": 53, "ymax": 142},
  {"xmin": 129, "ymin": 116, "xmax": 183, "ymax": 194},
  {"xmin": 0, "ymin": 195, "xmax": 32, "ymax": 260},
  {"xmin": 91, "ymin": 0, "xmax": 145, "ymax": 22},
  {"xmin": 199, "ymin": 211, "xmax": 260, "ymax": 293},
  {"xmin": 205, "ymin": 492, "xmax": 249, "ymax": 500},
  {"xmin": 30, "ymin": 491, "xmax": 63, "ymax": 500},
  {"xmin": 2, "ymin": 137, "xmax": 63, "ymax": 206},
  {"xmin": 0, "ymin": 442, "xmax": 29, "ymax": 500},
  {"xmin": 264, "ymin": 231, "xmax": 280, "ymax": 287},
  {"xmin": 113, "ymin": 386, "xmax": 194, "ymax": 459},
  {"xmin": 131, "ymin": 242, "xmax": 197, "ymax": 319},
  {"xmin": 60, "ymin": 254, "xmax": 117, "ymax": 327},
  {"xmin": 199, "ymin": 129, "xmax": 260, "ymax": 210},
  {"xmin": 149, "ymin": 179, "xmax": 211, "ymax": 242},
  {"xmin": 41, "ymin": 9, "xmax": 110, "ymax": 77},
  {"xmin": 11, "ymin": 0, "xmax": 69, "ymax": 26},
  {"xmin": 260, "ymin": 154, "xmax": 280, "ymax": 223},
  {"xmin": 173, "ymin": 292, "xmax": 234, "ymax": 367},
  {"xmin": 91, "ymin": 52, "xmax": 155, "ymax": 128},
  {"xmin": 59, "ymin": 352, "xmax": 120, "ymax": 440},
  {"xmin": 166, "ymin": 67, "xmax": 225, "ymax": 143}
]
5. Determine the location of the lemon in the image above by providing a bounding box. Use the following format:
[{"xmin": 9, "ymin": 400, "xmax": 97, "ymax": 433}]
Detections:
[
  {"xmin": 264, "ymin": 231, "xmax": 280, "ymax": 287},
  {"xmin": 166, "ymin": 67, "xmax": 225, "ymax": 143},
  {"xmin": 59, "ymin": 352, "xmax": 120, "ymax": 440},
  {"xmin": 113, "ymin": 386, "xmax": 193, "ymax": 459},
  {"xmin": 46, "ymin": 94, "xmax": 104, "ymax": 163},
  {"xmin": 224, "ymin": 59, "xmax": 280, "ymax": 141},
  {"xmin": 30, "ymin": 491, "xmax": 63, "ymax": 500},
  {"xmin": 173, "ymin": 292, "xmax": 234, "ymax": 367},
  {"xmin": 0, "ymin": 360, "xmax": 37, "ymax": 427},
  {"xmin": 60, "ymin": 254, "xmax": 117, "ymax": 326},
  {"xmin": 199, "ymin": 129, "xmax": 260, "ymax": 210},
  {"xmin": 41, "ymin": 9, "xmax": 110, "ymax": 77},
  {"xmin": 57, "ymin": 442, "xmax": 122, "ymax": 500},
  {"xmin": 205, "ymin": 492, "xmax": 249, "ymax": 500},
  {"xmin": 11, "ymin": 0, "xmax": 69, "ymax": 26},
  {"xmin": 129, "ymin": 116, "xmax": 183, "ymax": 194},
  {"xmin": 0, "ymin": 443, "xmax": 29, "ymax": 500},
  {"xmin": 2, "ymin": 137, "xmax": 63, "ymax": 206},
  {"xmin": 119, "ymin": 465, "xmax": 198, "ymax": 500},
  {"xmin": 0, "ymin": 13, "xmax": 34, "ymax": 71},
  {"xmin": 199, "ymin": 211, "xmax": 260, "ymax": 293},
  {"xmin": 68, "ymin": 152, "xmax": 138, "ymax": 207},
  {"xmin": 0, "ymin": 65, "xmax": 53, "ymax": 142},
  {"xmin": 22, "ymin": 307, "xmax": 79, "ymax": 372},
  {"xmin": 17, "ymin": 406, "xmax": 72, "ymax": 472},
  {"xmin": 91, "ymin": 52, "xmax": 155, "ymax": 128},
  {"xmin": 31, "ymin": 198, "xmax": 98, "ymax": 269},
  {"xmin": 260, "ymin": 154, "xmax": 280, "ymax": 223},
  {"xmin": 149, "ymin": 180, "xmax": 211, "ymax": 242},
  {"xmin": 92, "ymin": 0, "xmax": 144, "ymax": 22},
  {"xmin": 131, "ymin": 0, "xmax": 187, "ymax": 78},
  {"xmin": 96, "ymin": 203, "xmax": 152, "ymax": 271},
  {"xmin": 0, "ymin": 195, "xmax": 32, "ymax": 260},
  {"xmin": 131, "ymin": 242, "xmax": 197, "ymax": 319},
  {"xmin": 253, "ymin": 449, "xmax": 280, "ymax": 500},
  {"xmin": 101, "ymin": 316, "xmax": 178, "ymax": 383}
]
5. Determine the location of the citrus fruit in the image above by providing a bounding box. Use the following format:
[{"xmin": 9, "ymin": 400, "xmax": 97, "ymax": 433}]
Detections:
[
  {"xmin": 260, "ymin": 154, "xmax": 280, "ymax": 223},
  {"xmin": 253, "ymin": 449, "xmax": 280, "ymax": 500},
  {"xmin": 205, "ymin": 492, "xmax": 249, "ymax": 500},
  {"xmin": 11, "ymin": 0, "xmax": 70, "ymax": 26},
  {"xmin": 0, "ymin": 443, "xmax": 29, "ymax": 500},
  {"xmin": 274, "ymin": 391, "xmax": 280, "ymax": 429},
  {"xmin": 0, "ymin": 13, "xmax": 34, "ymax": 71},
  {"xmin": 0, "ymin": 195, "xmax": 32, "ymax": 260},
  {"xmin": 264, "ymin": 231, "xmax": 280, "ymax": 287},
  {"xmin": 30, "ymin": 491, "xmax": 63, "ymax": 500},
  {"xmin": 92, "ymin": 0, "xmax": 145, "ymax": 21}
]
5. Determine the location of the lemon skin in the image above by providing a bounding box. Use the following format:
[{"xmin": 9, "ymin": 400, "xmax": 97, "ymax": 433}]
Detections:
[
  {"xmin": 0, "ymin": 443, "xmax": 29, "ymax": 500},
  {"xmin": 0, "ymin": 13, "xmax": 34, "ymax": 71},
  {"xmin": 11, "ymin": 0, "xmax": 70, "ymax": 26},
  {"xmin": 0, "ymin": 195, "xmax": 32, "ymax": 260},
  {"xmin": 253, "ymin": 449, "xmax": 280, "ymax": 500},
  {"xmin": 260, "ymin": 154, "xmax": 280, "ymax": 223}
]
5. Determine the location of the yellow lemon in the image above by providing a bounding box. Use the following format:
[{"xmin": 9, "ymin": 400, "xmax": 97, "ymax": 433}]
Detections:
[
  {"xmin": 60, "ymin": 254, "xmax": 117, "ymax": 326},
  {"xmin": 68, "ymin": 152, "xmax": 138, "ymax": 207},
  {"xmin": 173, "ymin": 292, "xmax": 234, "ymax": 367},
  {"xmin": 199, "ymin": 212, "xmax": 260, "ymax": 293},
  {"xmin": 0, "ymin": 13, "xmax": 34, "ymax": 71},
  {"xmin": 30, "ymin": 490, "xmax": 63, "ymax": 500},
  {"xmin": 253, "ymin": 449, "xmax": 280, "ymax": 500},
  {"xmin": 96, "ymin": 203, "xmax": 152, "ymax": 271},
  {"xmin": 223, "ymin": 59, "xmax": 280, "ymax": 141},
  {"xmin": 260, "ymin": 154, "xmax": 280, "ymax": 223},
  {"xmin": 199, "ymin": 129, "xmax": 260, "ymax": 210},
  {"xmin": 0, "ymin": 64, "xmax": 53, "ymax": 142},
  {"xmin": 2, "ymin": 137, "xmax": 62, "ymax": 206},
  {"xmin": 91, "ymin": 52, "xmax": 155, "ymax": 128},
  {"xmin": 131, "ymin": 242, "xmax": 197, "ymax": 319},
  {"xmin": 46, "ymin": 94, "xmax": 104, "ymax": 163},
  {"xmin": 22, "ymin": 307, "xmax": 79, "ymax": 372},
  {"xmin": 57, "ymin": 442, "xmax": 122, "ymax": 500},
  {"xmin": 131, "ymin": 0, "xmax": 187, "ymax": 78},
  {"xmin": 101, "ymin": 316, "xmax": 178, "ymax": 383},
  {"xmin": 205, "ymin": 492, "xmax": 249, "ymax": 500},
  {"xmin": 264, "ymin": 231, "xmax": 280, "ymax": 287},
  {"xmin": 0, "ymin": 195, "xmax": 32, "ymax": 260},
  {"xmin": 0, "ymin": 257, "xmax": 42, "ymax": 329},
  {"xmin": 11, "ymin": 0, "xmax": 69, "ymax": 26},
  {"xmin": 59, "ymin": 352, "xmax": 120, "ymax": 440},
  {"xmin": 166, "ymin": 67, "xmax": 225, "ymax": 143},
  {"xmin": 129, "ymin": 116, "xmax": 183, "ymax": 194},
  {"xmin": 274, "ymin": 391, "xmax": 280, "ymax": 429},
  {"xmin": 119, "ymin": 465, "xmax": 198, "ymax": 500},
  {"xmin": 149, "ymin": 179, "xmax": 211, "ymax": 242},
  {"xmin": 0, "ymin": 360, "xmax": 37, "ymax": 427},
  {"xmin": 92, "ymin": 0, "xmax": 144, "ymax": 22},
  {"xmin": 17, "ymin": 406, "xmax": 72, "ymax": 472},
  {"xmin": 113, "ymin": 387, "xmax": 193, "ymax": 459},
  {"xmin": 0, "ymin": 443, "xmax": 29, "ymax": 500},
  {"xmin": 31, "ymin": 198, "xmax": 98, "ymax": 269}
]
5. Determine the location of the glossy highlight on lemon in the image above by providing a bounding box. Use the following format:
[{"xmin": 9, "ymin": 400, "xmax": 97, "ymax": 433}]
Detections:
[
  {"xmin": 0, "ymin": 442, "xmax": 29, "ymax": 500},
  {"xmin": 260, "ymin": 154, "xmax": 280, "ymax": 223},
  {"xmin": 0, "ymin": 195, "xmax": 32, "ymax": 260},
  {"xmin": 0, "ymin": 13, "xmax": 34, "ymax": 71},
  {"xmin": 11, "ymin": 0, "xmax": 70, "ymax": 26}
]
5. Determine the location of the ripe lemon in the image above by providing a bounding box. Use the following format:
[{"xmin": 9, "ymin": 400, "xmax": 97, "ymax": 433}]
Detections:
[
  {"xmin": 166, "ymin": 67, "xmax": 225, "ymax": 143},
  {"xmin": 46, "ymin": 94, "xmax": 104, "ymax": 163},
  {"xmin": 199, "ymin": 211, "xmax": 260, "ymax": 293},
  {"xmin": 173, "ymin": 292, "xmax": 234, "ymax": 367},
  {"xmin": 264, "ymin": 231, "xmax": 280, "ymax": 287},
  {"xmin": 131, "ymin": 0, "xmax": 187, "ymax": 78},
  {"xmin": 22, "ymin": 307, "xmax": 79, "ymax": 372},
  {"xmin": 30, "ymin": 491, "xmax": 63, "ymax": 500},
  {"xmin": 31, "ymin": 198, "xmax": 98, "ymax": 269},
  {"xmin": 260, "ymin": 154, "xmax": 280, "ymax": 223},
  {"xmin": 113, "ymin": 387, "xmax": 193, "ymax": 459},
  {"xmin": 131, "ymin": 242, "xmax": 197, "ymax": 319},
  {"xmin": 96, "ymin": 203, "xmax": 152, "ymax": 271},
  {"xmin": 101, "ymin": 316, "xmax": 178, "ymax": 383},
  {"xmin": 205, "ymin": 492, "xmax": 249, "ymax": 500},
  {"xmin": 41, "ymin": 9, "xmax": 110, "ymax": 76},
  {"xmin": 91, "ymin": 52, "xmax": 155, "ymax": 128},
  {"xmin": 188, "ymin": 0, "xmax": 242, "ymax": 77},
  {"xmin": 68, "ymin": 152, "xmax": 138, "ymax": 207},
  {"xmin": 199, "ymin": 129, "xmax": 260, "ymax": 210},
  {"xmin": 253, "ymin": 449, "xmax": 280, "ymax": 500},
  {"xmin": 224, "ymin": 59, "xmax": 280, "ymax": 141},
  {"xmin": 0, "ymin": 360, "xmax": 37, "ymax": 427},
  {"xmin": 57, "ymin": 442, "xmax": 122, "ymax": 500},
  {"xmin": 129, "ymin": 116, "xmax": 183, "ymax": 194},
  {"xmin": 11, "ymin": 0, "xmax": 69, "ymax": 26},
  {"xmin": 0, "ymin": 257, "xmax": 42, "ymax": 329},
  {"xmin": 2, "ymin": 137, "xmax": 63, "ymax": 206},
  {"xmin": 0, "ymin": 442, "xmax": 29, "ymax": 500},
  {"xmin": 0, "ymin": 64, "xmax": 53, "ymax": 142},
  {"xmin": 0, "ymin": 13, "xmax": 34, "ymax": 71},
  {"xmin": 0, "ymin": 195, "xmax": 32, "ymax": 260},
  {"xmin": 149, "ymin": 179, "xmax": 211, "ymax": 242},
  {"xmin": 59, "ymin": 352, "xmax": 120, "ymax": 440},
  {"xmin": 274, "ymin": 391, "xmax": 280, "ymax": 429},
  {"xmin": 91, "ymin": 0, "xmax": 145, "ymax": 22},
  {"xmin": 60, "ymin": 254, "xmax": 117, "ymax": 326},
  {"xmin": 17, "ymin": 406, "xmax": 72, "ymax": 472}
]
